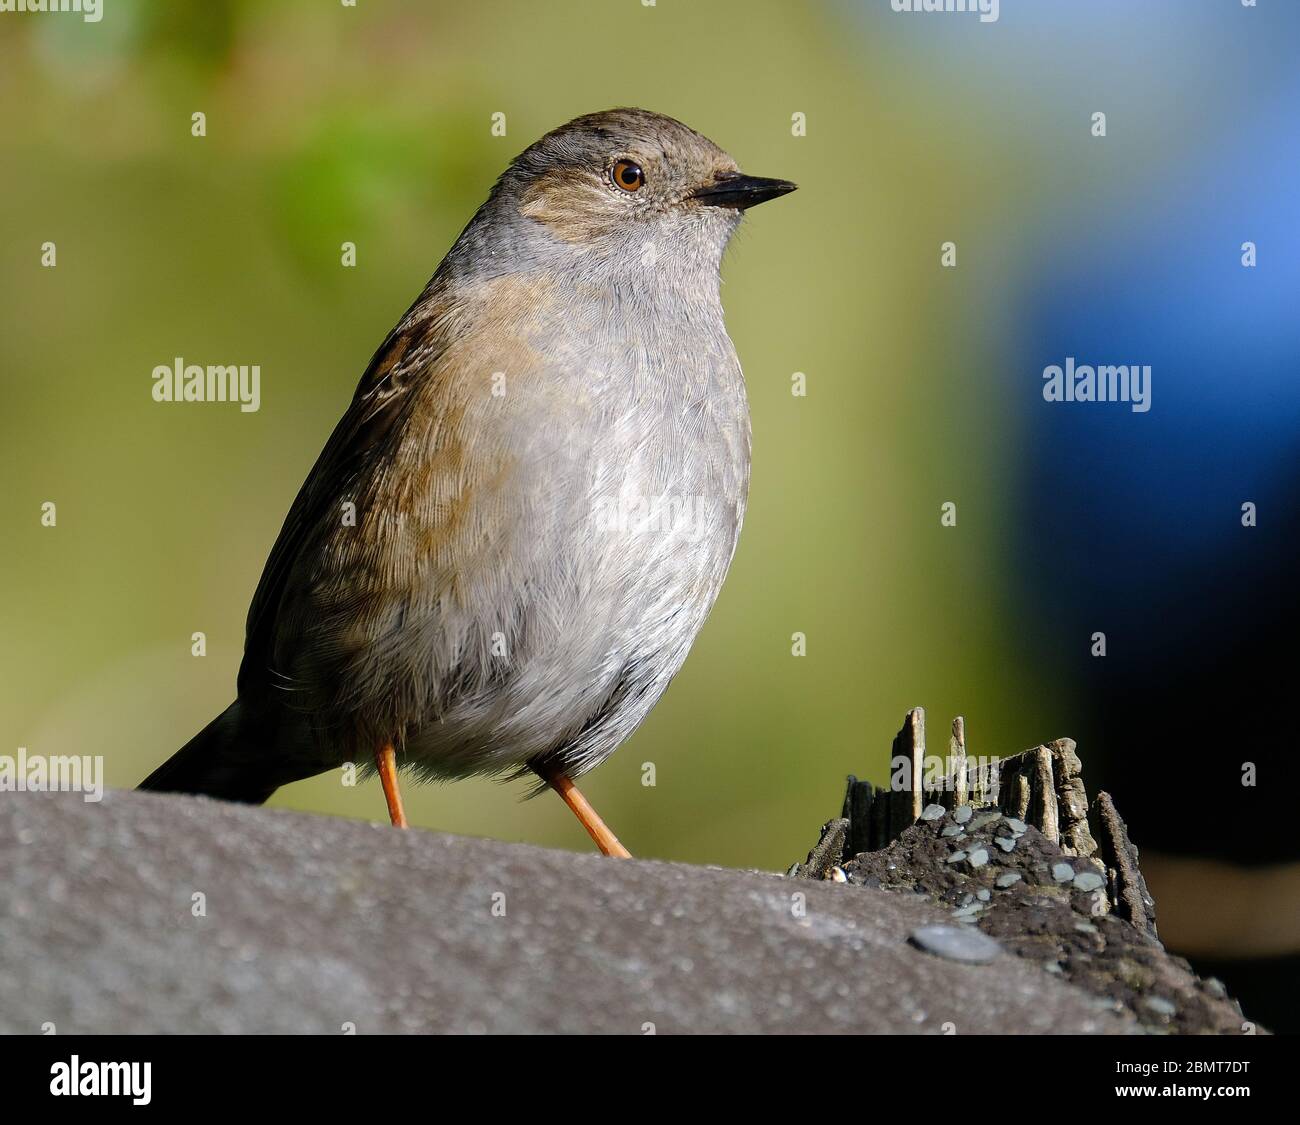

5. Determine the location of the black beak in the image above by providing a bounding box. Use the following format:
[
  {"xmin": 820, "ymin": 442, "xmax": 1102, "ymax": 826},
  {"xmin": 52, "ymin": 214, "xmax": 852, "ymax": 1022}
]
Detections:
[{"xmin": 690, "ymin": 172, "xmax": 798, "ymax": 210}]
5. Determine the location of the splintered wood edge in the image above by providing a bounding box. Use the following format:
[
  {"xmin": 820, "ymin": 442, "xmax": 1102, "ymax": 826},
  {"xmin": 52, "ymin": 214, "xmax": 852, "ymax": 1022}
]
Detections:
[
  {"xmin": 951, "ymin": 716, "xmax": 968, "ymax": 809},
  {"xmin": 834, "ymin": 713, "xmax": 1118, "ymax": 846}
]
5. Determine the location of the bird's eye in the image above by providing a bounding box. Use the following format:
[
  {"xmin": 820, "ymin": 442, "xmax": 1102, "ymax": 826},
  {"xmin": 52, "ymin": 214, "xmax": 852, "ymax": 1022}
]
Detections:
[{"xmin": 610, "ymin": 160, "xmax": 644, "ymax": 193}]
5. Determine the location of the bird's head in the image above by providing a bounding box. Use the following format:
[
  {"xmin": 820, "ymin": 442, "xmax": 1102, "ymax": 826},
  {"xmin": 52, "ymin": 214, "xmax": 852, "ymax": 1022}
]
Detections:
[{"xmin": 477, "ymin": 108, "xmax": 796, "ymax": 280}]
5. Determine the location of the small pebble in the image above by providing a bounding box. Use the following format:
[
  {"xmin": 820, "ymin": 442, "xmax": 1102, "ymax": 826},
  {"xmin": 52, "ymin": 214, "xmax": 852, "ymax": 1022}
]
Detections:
[
  {"xmin": 976, "ymin": 889, "xmax": 991, "ymax": 901},
  {"xmin": 1143, "ymin": 996, "xmax": 1177, "ymax": 1018},
  {"xmin": 829, "ymin": 866, "xmax": 847, "ymax": 883},
  {"xmin": 1074, "ymin": 921, "xmax": 1099, "ymax": 934},
  {"xmin": 1004, "ymin": 818, "xmax": 1027, "ymax": 835},
  {"xmin": 946, "ymin": 850, "xmax": 968, "ymax": 864},
  {"xmin": 1073, "ymin": 871, "xmax": 1105, "ymax": 893},
  {"xmin": 1044, "ymin": 962, "xmax": 1063, "ymax": 974},
  {"xmin": 1205, "ymin": 978, "xmax": 1227, "ymax": 998},
  {"xmin": 953, "ymin": 805, "xmax": 973, "ymax": 824},
  {"xmin": 967, "ymin": 848, "xmax": 989, "ymax": 868},
  {"xmin": 910, "ymin": 924, "xmax": 1003, "ymax": 964},
  {"xmin": 920, "ymin": 803, "xmax": 946, "ymax": 821},
  {"xmin": 951, "ymin": 904, "xmax": 983, "ymax": 918},
  {"xmin": 941, "ymin": 824, "xmax": 966, "ymax": 838},
  {"xmin": 968, "ymin": 812, "xmax": 1000, "ymax": 832},
  {"xmin": 1052, "ymin": 862, "xmax": 1076, "ymax": 883},
  {"xmin": 995, "ymin": 872, "xmax": 1022, "ymax": 888},
  {"xmin": 996, "ymin": 837, "xmax": 1017, "ymax": 853}
]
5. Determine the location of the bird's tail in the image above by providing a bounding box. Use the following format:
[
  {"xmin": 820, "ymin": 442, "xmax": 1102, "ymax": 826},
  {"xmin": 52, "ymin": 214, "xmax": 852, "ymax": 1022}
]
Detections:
[{"xmin": 138, "ymin": 701, "xmax": 279, "ymax": 805}]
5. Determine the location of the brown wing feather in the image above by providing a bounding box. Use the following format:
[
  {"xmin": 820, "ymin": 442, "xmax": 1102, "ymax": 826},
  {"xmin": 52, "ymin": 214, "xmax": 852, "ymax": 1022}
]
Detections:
[{"xmin": 237, "ymin": 303, "xmax": 448, "ymax": 699}]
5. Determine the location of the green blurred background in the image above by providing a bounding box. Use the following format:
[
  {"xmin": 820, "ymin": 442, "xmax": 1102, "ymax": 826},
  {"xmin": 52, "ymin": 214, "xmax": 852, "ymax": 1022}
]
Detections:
[{"xmin": 0, "ymin": 0, "xmax": 1251, "ymax": 873}]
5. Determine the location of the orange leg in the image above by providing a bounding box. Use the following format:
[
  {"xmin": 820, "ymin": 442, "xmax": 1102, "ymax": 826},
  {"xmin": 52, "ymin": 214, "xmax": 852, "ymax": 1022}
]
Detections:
[
  {"xmin": 535, "ymin": 765, "xmax": 632, "ymax": 859},
  {"xmin": 375, "ymin": 744, "xmax": 409, "ymax": 828}
]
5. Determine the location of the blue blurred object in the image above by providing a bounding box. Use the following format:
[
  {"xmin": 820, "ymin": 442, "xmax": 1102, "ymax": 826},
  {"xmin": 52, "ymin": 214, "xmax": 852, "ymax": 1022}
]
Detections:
[{"xmin": 1018, "ymin": 86, "xmax": 1300, "ymax": 850}]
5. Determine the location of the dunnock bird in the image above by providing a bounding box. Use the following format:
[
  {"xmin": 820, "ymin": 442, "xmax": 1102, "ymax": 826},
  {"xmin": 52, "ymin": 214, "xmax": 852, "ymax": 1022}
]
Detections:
[{"xmin": 140, "ymin": 108, "xmax": 795, "ymax": 856}]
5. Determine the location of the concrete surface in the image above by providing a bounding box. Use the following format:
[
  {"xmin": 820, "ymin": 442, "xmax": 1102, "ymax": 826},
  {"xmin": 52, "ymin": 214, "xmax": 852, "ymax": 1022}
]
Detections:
[{"xmin": 0, "ymin": 790, "xmax": 1140, "ymax": 1034}]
